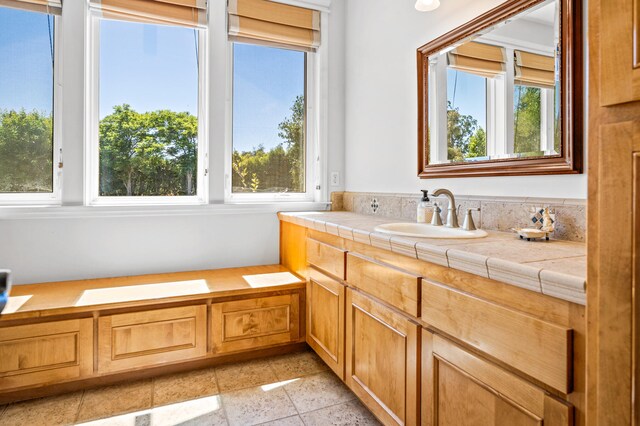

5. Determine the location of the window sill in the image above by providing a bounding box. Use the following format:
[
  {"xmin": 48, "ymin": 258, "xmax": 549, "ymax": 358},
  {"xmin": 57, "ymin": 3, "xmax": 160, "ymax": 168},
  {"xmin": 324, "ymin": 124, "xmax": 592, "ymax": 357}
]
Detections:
[{"xmin": 0, "ymin": 201, "xmax": 331, "ymax": 220}]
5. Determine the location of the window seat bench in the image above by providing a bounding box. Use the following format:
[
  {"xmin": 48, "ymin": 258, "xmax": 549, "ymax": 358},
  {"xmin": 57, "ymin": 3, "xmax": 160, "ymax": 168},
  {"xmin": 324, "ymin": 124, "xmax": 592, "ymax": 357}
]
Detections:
[{"xmin": 0, "ymin": 265, "xmax": 306, "ymax": 403}]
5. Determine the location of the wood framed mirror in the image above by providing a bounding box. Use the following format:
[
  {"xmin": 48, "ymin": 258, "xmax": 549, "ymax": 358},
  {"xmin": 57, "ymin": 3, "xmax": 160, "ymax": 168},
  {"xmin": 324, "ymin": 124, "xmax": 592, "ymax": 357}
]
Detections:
[{"xmin": 417, "ymin": 0, "xmax": 582, "ymax": 178}]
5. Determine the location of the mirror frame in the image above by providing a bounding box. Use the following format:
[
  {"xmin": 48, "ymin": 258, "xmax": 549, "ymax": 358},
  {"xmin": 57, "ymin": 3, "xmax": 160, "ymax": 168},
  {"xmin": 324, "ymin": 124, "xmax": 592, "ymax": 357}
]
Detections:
[{"xmin": 417, "ymin": 0, "xmax": 583, "ymax": 178}]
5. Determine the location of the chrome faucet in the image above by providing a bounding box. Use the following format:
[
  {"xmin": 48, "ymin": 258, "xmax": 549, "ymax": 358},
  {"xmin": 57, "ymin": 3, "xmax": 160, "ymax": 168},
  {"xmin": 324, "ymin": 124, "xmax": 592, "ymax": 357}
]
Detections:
[{"xmin": 432, "ymin": 188, "xmax": 459, "ymax": 228}]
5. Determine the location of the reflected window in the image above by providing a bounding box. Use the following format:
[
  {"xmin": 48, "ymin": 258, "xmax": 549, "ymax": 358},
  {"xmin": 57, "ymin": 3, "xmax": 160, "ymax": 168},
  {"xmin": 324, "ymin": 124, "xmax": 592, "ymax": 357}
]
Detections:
[{"xmin": 446, "ymin": 69, "xmax": 487, "ymax": 162}]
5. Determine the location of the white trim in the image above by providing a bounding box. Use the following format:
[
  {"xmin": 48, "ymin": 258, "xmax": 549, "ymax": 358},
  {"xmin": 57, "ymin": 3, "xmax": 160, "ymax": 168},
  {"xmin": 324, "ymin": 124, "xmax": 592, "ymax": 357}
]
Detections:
[
  {"xmin": 84, "ymin": 14, "xmax": 209, "ymax": 206},
  {"xmin": 0, "ymin": 13, "xmax": 62, "ymax": 206},
  {"xmin": 0, "ymin": 202, "xmax": 331, "ymax": 220},
  {"xmin": 268, "ymin": 0, "xmax": 331, "ymax": 13}
]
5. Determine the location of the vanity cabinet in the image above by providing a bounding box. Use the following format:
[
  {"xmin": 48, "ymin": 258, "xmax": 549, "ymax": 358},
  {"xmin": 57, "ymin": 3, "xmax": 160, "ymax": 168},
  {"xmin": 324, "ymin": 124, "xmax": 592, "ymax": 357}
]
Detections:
[
  {"xmin": 346, "ymin": 288, "xmax": 420, "ymax": 426},
  {"xmin": 422, "ymin": 330, "xmax": 573, "ymax": 426},
  {"xmin": 307, "ymin": 267, "xmax": 345, "ymax": 379}
]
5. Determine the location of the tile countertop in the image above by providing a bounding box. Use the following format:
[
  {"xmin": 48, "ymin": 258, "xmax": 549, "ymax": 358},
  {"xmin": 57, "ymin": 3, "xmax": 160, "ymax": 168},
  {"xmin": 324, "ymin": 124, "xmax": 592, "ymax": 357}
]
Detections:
[{"xmin": 278, "ymin": 211, "xmax": 586, "ymax": 305}]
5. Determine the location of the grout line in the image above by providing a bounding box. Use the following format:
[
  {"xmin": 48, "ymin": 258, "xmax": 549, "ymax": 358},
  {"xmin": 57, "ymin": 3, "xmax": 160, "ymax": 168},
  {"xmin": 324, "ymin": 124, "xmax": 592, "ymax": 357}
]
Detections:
[
  {"xmin": 73, "ymin": 390, "xmax": 87, "ymax": 424},
  {"xmin": 211, "ymin": 369, "xmax": 230, "ymax": 425}
]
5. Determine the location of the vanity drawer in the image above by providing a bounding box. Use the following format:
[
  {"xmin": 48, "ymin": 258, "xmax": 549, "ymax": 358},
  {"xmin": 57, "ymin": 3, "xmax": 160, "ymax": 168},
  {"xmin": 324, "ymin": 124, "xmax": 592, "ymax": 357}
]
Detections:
[
  {"xmin": 422, "ymin": 280, "xmax": 572, "ymax": 393},
  {"xmin": 0, "ymin": 319, "xmax": 93, "ymax": 391},
  {"xmin": 346, "ymin": 252, "xmax": 421, "ymax": 317},
  {"xmin": 307, "ymin": 238, "xmax": 347, "ymax": 280},
  {"xmin": 98, "ymin": 305, "xmax": 207, "ymax": 373}
]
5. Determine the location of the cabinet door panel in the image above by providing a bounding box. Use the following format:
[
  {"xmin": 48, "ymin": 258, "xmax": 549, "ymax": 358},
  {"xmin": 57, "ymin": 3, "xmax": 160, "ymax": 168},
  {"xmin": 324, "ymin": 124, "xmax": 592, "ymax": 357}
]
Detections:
[
  {"xmin": 307, "ymin": 268, "xmax": 345, "ymax": 379},
  {"xmin": 600, "ymin": 0, "xmax": 640, "ymax": 105},
  {"xmin": 346, "ymin": 289, "xmax": 420, "ymax": 426},
  {"xmin": 422, "ymin": 330, "xmax": 572, "ymax": 426},
  {"xmin": 212, "ymin": 294, "xmax": 301, "ymax": 354},
  {"xmin": 0, "ymin": 318, "xmax": 93, "ymax": 391},
  {"xmin": 99, "ymin": 305, "xmax": 207, "ymax": 373}
]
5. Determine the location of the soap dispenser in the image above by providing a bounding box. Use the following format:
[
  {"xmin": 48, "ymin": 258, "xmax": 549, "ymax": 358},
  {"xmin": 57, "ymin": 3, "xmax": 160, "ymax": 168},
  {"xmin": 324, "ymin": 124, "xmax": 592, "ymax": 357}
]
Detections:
[{"xmin": 417, "ymin": 190, "xmax": 430, "ymax": 223}]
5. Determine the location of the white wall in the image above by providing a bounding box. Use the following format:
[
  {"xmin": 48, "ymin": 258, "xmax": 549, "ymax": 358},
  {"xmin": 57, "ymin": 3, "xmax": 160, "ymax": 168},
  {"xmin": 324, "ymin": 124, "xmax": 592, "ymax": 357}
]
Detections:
[
  {"xmin": 344, "ymin": 0, "xmax": 587, "ymax": 199},
  {"xmin": 3, "ymin": 0, "xmax": 346, "ymax": 285},
  {"xmin": 1, "ymin": 212, "xmax": 280, "ymax": 284}
]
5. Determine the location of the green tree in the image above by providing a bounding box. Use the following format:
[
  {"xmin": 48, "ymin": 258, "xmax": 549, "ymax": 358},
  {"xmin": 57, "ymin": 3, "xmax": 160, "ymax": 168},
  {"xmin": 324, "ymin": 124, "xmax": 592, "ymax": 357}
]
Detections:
[
  {"xmin": 467, "ymin": 127, "xmax": 486, "ymax": 158},
  {"xmin": 0, "ymin": 109, "xmax": 53, "ymax": 193},
  {"xmin": 513, "ymin": 86, "xmax": 542, "ymax": 154},
  {"xmin": 232, "ymin": 95, "xmax": 305, "ymax": 193},
  {"xmin": 447, "ymin": 101, "xmax": 481, "ymax": 162},
  {"xmin": 278, "ymin": 95, "xmax": 305, "ymax": 191},
  {"xmin": 98, "ymin": 105, "xmax": 198, "ymax": 196}
]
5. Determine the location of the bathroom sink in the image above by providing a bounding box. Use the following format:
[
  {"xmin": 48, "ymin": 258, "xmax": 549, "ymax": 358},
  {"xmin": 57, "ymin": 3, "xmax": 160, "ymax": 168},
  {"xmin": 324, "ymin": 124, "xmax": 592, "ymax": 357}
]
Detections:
[{"xmin": 374, "ymin": 223, "xmax": 488, "ymax": 239}]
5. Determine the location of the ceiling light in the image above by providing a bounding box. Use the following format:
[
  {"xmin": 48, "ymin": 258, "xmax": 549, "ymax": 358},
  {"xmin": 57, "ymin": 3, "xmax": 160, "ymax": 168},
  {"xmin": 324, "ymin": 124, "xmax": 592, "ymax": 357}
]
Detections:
[{"xmin": 415, "ymin": 0, "xmax": 440, "ymax": 12}]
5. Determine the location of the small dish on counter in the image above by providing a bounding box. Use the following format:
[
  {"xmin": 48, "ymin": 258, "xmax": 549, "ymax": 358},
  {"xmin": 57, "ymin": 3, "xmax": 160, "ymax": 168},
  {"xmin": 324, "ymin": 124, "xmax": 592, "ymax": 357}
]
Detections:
[{"xmin": 512, "ymin": 228, "xmax": 552, "ymax": 241}]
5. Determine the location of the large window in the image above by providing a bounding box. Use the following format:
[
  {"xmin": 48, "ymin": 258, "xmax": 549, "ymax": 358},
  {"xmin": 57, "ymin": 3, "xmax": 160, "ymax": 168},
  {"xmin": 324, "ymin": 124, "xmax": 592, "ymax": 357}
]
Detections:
[
  {"xmin": 88, "ymin": 17, "xmax": 205, "ymax": 203},
  {"xmin": 0, "ymin": 6, "xmax": 57, "ymax": 200},
  {"xmin": 231, "ymin": 43, "xmax": 307, "ymax": 196}
]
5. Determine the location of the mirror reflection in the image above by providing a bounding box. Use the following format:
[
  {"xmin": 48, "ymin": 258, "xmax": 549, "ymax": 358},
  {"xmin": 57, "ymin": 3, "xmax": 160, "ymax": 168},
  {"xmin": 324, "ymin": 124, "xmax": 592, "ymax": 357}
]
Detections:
[{"xmin": 428, "ymin": 0, "xmax": 560, "ymax": 164}]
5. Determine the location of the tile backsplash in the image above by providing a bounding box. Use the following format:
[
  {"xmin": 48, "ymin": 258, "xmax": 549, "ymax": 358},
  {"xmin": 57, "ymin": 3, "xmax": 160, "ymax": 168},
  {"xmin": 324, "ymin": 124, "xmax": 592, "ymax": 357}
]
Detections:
[{"xmin": 331, "ymin": 192, "xmax": 586, "ymax": 242}]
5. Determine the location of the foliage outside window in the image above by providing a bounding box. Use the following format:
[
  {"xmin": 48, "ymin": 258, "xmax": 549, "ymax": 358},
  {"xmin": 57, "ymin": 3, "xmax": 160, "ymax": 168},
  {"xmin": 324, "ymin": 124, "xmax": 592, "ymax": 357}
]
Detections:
[
  {"xmin": 96, "ymin": 19, "xmax": 200, "ymax": 199},
  {"xmin": 231, "ymin": 43, "xmax": 306, "ymax": 194},
  {"xmin": 513, "ymin": 85, "xmax": 542, "ymax": 154},
  {"xmin": 0, "ymin": 7, "xmax": 55, "ymax": 194}
]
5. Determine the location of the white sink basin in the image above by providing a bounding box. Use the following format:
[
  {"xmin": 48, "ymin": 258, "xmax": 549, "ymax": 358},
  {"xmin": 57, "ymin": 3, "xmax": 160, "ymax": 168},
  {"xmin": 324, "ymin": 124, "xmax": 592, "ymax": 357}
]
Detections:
[{"xmin": 374, "ymin": 223, "xmax": 488, "ymax": 239}]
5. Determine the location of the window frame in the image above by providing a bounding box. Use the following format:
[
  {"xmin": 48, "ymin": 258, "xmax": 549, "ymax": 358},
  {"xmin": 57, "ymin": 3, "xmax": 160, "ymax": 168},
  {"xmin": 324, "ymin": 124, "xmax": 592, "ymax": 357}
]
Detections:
[
  {"xmin": 0, "ymin": 10, "xmax": 62, "ymax": 206},
  {"xmin": 224, "ymin": 41, "xmax": 318, "ymax": 203},
  {"xmin": 85, "ymin": 13, "xmax": 209, "ymax": 206}
]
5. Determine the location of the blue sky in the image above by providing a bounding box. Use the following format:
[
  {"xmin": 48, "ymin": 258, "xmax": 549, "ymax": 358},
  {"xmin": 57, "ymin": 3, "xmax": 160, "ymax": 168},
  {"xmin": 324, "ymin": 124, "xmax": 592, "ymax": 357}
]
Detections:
[
  {"xmin": 447, "ymin": 69, "xmax": 486, "ymax": 130},
  {"xmin": 0, "ymin": 8, "xmax": 53, "ymax": 114},
  {"xmin": 0, "ymin": 7, "xmax": 304, "ymax": 153}
]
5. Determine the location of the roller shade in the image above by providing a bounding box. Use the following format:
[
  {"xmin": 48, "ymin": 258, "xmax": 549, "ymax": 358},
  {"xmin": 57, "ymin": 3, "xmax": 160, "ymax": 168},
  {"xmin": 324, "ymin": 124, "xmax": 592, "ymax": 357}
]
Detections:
[
  {"xmin": 89, "ymin": 0, "xmax": 208, "ymax": 29},
  {"xmin": 447, "ymin": 41, "xmax": 506, "ymax": 78},
  {"xmin": 228, "ymin": 0, "xmax": 320, "ymax": 52},
  {"xmin": 0, "ymin": 0, "xmax": 62, "ymax": 15},
  {"xmin": 514, "ymin": 50, "xmax": 555, "ymax": 89}
]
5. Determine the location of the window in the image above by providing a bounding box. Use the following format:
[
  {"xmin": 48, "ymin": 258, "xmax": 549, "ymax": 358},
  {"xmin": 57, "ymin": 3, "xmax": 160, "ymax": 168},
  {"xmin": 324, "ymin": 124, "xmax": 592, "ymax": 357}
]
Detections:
[
  {"xmin": 231, "ymin": 43, "xmax": 307, "ymax": 195},
  {"xmin": 446, "ymin": 69, "xmax": 487, "ymax": 161},
  {"xmin": 0, "ymin": 6, "xmax": 59, "ymax": 202},
  {"xmin": 87, "ymin": 12, "xmax": 206, "ymax": 204},
  {"xmin": 513, "ymin": 85, "xmax": 542, "ymax": 154}
]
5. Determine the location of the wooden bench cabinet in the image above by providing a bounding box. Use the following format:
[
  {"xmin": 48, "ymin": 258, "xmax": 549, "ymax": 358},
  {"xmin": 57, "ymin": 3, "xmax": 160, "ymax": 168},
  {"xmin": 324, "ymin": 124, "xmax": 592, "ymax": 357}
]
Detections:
[
  {"xmin": 346, "ymin": 288, "xmax": 420, "ymax": 426},
  {"xmin": 422, "ymin": 330, "xmax": 573, "ymax": 426}
]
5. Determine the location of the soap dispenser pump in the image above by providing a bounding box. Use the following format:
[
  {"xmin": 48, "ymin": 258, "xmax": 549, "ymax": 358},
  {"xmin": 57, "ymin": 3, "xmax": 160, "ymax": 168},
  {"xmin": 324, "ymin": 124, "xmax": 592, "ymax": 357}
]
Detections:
[{"xmin": 417, "ymin": 190, "xmax": 430, "ymax": 223}]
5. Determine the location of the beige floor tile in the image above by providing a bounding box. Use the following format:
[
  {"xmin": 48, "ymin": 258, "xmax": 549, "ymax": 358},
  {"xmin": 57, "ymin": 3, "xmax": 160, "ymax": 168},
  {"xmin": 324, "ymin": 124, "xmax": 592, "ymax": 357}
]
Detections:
[
  {"xmin": 268, "ymin": 350, "xmax": 329, "ymax": 381},
  {"xmin": 76, "ymin": 379, "xmax": 153, "ymax": 423},
  {"xmin": 256, "ymin": 415, "xmax": 304, "ymax": 425},
  {"xmin": 0, "ymin": 392, "xmax": 82, "ymax": 426},
  {"xmin": 221, "ymin": 386, "xmax": 297, "ymax": 426},
  {"xmin": 216, "ymin": 359, "xmax": 279, "ymax": 392},
  {"xmin": 150, "ymin": 394, "xmax": 227, "ymax": 426},
  {"xmin": 300, "ymin": 400, "xmax": 382, "ymax": 425},
  {"xmin": 153, "ymin": 367, "xmax": 219, "ymax": 407},
  {"xmin": 283, "ymin": 371, "xmax": 355, "ymax": 414}
]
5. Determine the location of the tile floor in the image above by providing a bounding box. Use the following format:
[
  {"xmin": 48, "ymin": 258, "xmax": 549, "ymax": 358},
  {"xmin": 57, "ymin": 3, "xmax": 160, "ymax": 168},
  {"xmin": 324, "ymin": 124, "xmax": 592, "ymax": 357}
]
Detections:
[{"xmin": 0, "ymin": 349, "xmax": 381, "ymax": 426}]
